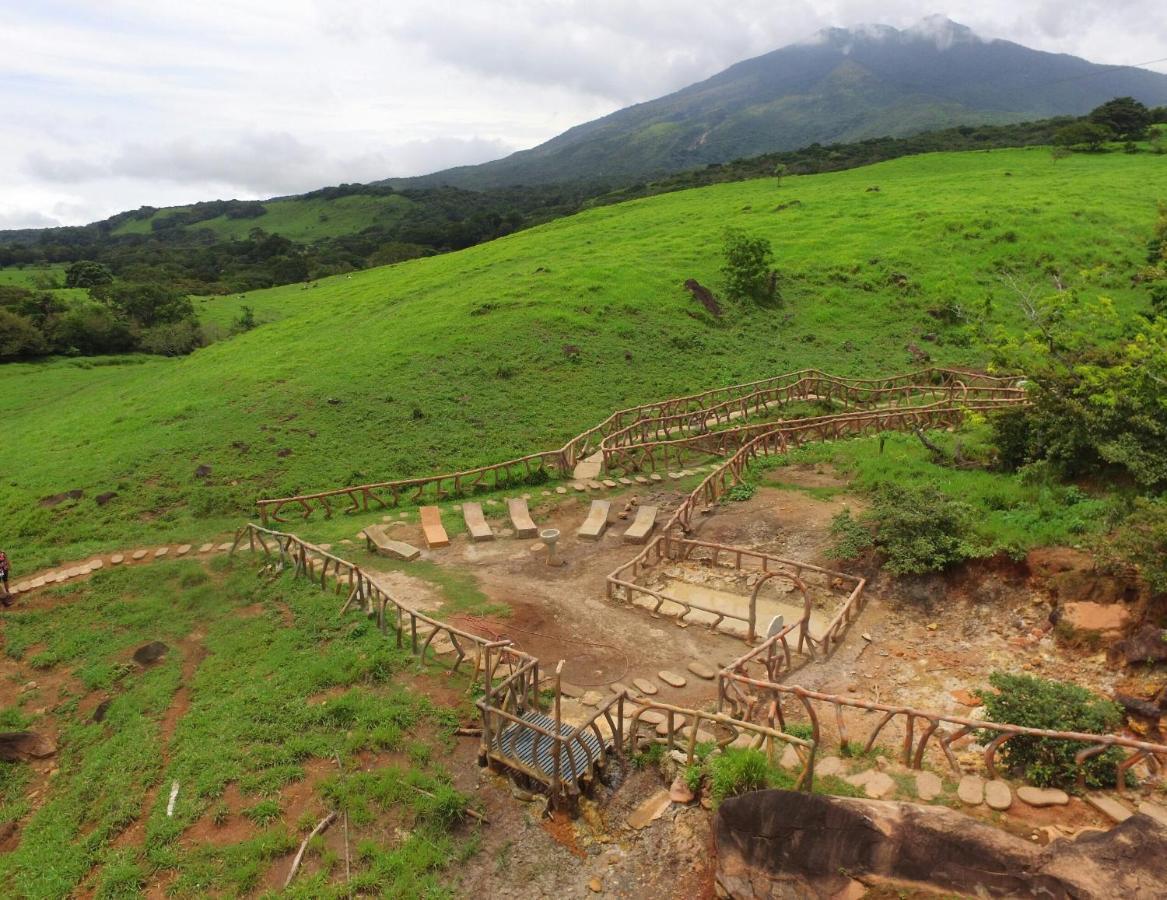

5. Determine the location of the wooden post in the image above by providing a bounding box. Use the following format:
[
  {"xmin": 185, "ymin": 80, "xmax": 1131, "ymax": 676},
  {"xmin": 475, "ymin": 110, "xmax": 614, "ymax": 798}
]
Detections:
[{"xmin": 551, "ymin": 660, "xmax": 564, "ymax": 798}]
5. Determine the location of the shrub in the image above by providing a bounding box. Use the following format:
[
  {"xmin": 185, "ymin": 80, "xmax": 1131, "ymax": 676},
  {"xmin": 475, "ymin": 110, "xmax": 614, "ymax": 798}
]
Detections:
[
  {"xmin": 721, "ymin": 228, "xmax": 778, "ymax": 304},
  {"xmin": 725, "ymin": 482, "xmax": 756, "ymax": 502},
  {"xmin": 976, "ymin": 672, "xmax": 1124, "ymax": 789},
  {"xmin": 1099, "ymin": 498, "xmax": 1167, "ymax": 595},
  {"xmin": 709, "ymin": 748, "xmax": 770, "ymax": 803},
  {"xmin": 138, "ymin": 319, "xmax": 204, "ymax": 356},
  {"xmin": 0, "ymin": 309, "xmax": 49, "ymax": 360},
  {"xmin": 828, "ymin": 484, "xmax": 974, "ymax": 574}
]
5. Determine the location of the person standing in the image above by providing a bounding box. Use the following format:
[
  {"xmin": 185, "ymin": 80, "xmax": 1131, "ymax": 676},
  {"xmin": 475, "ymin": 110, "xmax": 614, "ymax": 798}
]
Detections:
[{"xmin": 0, "ymin": 550, "xmax": 10, "ymax": 606}]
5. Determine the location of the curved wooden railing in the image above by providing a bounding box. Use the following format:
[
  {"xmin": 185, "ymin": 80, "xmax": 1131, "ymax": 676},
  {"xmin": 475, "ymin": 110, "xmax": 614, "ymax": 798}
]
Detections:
[
  {"xmin": 255, "ymin": 367, "xmax": 1025, "ymax": 523},
  {"xmin": 626, "ymin": 699, "xmax": 817, "ymax": 791},
  {"xmin": 717, "ymin": 650, "xmax": 1167, "ymax": 796}
]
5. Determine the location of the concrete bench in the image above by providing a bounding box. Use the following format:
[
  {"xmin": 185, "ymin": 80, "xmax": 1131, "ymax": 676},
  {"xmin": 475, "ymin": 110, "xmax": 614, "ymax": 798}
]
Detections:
[
  {"xmin": 507, "ymin": 498, "xmax": 538, "ymax": 538},
  {"xmin": 462, "ymin": 502, "xmax": 494, "ymax": 542},
  {"xmin": 362, "ymin": 525, "xmax": 421, "ymax": 561},
  {"xmin": 622, "ymin": 505, "xmax": 658, "ymax": 544},
  {"xmin": 577, "ymin": 500, "xmax": 611, "ymax": 541},
  {"xmin": 419, "ymin": 506, "xmax": 450, "ymax": 549}
]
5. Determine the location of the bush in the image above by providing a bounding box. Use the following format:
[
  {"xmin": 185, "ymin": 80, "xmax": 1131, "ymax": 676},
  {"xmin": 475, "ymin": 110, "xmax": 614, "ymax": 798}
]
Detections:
[
  {"xmin": 828, "ymin": 483, "xmax": 974, "ymax": 574},
  {"xmin": 51, "ymin": 305, "xmax": 135, "ymax": 355},
  {"xmin": 725, "ymin": 482, "xmax": 756, "ymax": 502},
  {"xmin": 137, "ymin": 319, "xmax": 204, "ymax": 356},
  {"xmin": 976, "ymin": 672, "xmax": 1124, "ymax": 789},
  {"xmin": 1099, "ymin": 498, "xmax": 1167, "ymax": 595},
  {"xmin": 721, "ymin": 228, "xmax": 778, "ymax": 304},
  {"xmin": 709, "ymin": 748, "xmax": 770, "ymax": 803},
  {"xmin": 0, "ymin": 309, "xmax": 49, "ymax": 360},
  {"xmin": 64, "ymin": 260, "xmax": 113, "ymax": 289}
]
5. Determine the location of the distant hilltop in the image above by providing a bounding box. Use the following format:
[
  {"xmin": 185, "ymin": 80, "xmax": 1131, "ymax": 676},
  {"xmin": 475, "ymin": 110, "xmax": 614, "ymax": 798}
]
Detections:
[{"xmin": 389, "ymin": 16, "xmax": 1167, "ymax": 190}]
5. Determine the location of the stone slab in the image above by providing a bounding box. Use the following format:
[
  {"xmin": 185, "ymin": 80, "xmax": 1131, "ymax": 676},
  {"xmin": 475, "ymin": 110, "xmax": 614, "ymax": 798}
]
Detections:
[
  {"xmin": 110, "ymin": 554, "xmax": 124, "ymax": 565},
  {"xmin": 848, "ymin": 770, "xmax": 897, "ymax": 799},
  {"xmin": 198, "ymin": 543, "xmax": 214, "ymax": 553},
  {"xmin": 632, "ymin": 677, "xmax": 658, "ymax": 696},
  {"xmin": 610, "ymin": 682, "xmax": 638, "ymax": 698},
  {"xmin": 555, "ymin": 486, "xmax": 567, "ymax": 494},
  {"xmin": 634, "ymin": 476, "xmax": 650, "ymax": 485},
  {"xmin": 627, "ymin": 790, "xmax": 672, "ymax": 830},
  {"xmin": 154, "ymin": 547, "xmax": 169, "ymax": 558},
  {"xmin": 816, "ymin": 756, "xmax": 845, "ymax": 778},
  {"xmin": 580, "ymin": 691, "xmax": 605, "ymax": 708},
  {"xmin": 602, "ymin": 480, "xmax": 618, "ymax": 489},
  {"xmin": 958, "ymin": 774, "xmax": 985, "ymax": 806},
  {"xmin": 586, "ymin": 481, "xmax": 602, "ymax": 490},
  {"xmin": 1086, "ymin": 793, "xmax": 1133, "ymax": 823},
  {"xmin": 558, "ymin": 681, "xmax": 584, "ymax": 699},
  {"xmin": 680, "ymin": 726, "xmax": 717, "ymax": 746},
  {"xmin": 618, "ymin": 478, "xmax": 634, "ymax": 486},
  {"xmin": 985, "ymin": 779, "xmax": 1012, "ymax": 811},
  {"xmin": 176, "ymin": 544, "xmax": 192, "ymax": 556},
  {"xmin": 636, "ymin": 710, "xmax": 666, "ymax": 726},
  {"xmin": 658, "ymin": 670, "xmax": 687, "ymax": 688},
  {"xmin": 1137, "ymin": 800, "xmax": 1167, "ymax": 827},
  {"xmin": 687, "ymin": 661, "xmax": 717, "ymax": 680},
  {"xmin": 780, "ymin": 744, "xmax": 801, "ymax": 769},
  {"xmin": 649, "ymin": 473, "xmax": 663, "ymax": 482},
  {"xmin": 1017, "ymin": 786, "xmax": 1069, "ymax": 808},
  {"xmin": 217, "ymin": 542, "xmax": 232, "ymax": 551},
  {"xmin": 915, "ymin": 772, "xmax": 943, "ymax": 802},
  {"xmin": 656, "ymin": 719, "xmax": 678, "ymax": 736},
  {"xmin": 89, "ymin": 559, "xmax": 103, "ymax": 570},
  {"xmin": 131, "ymin": 550, "xmax": 148, "ymax": 561}
]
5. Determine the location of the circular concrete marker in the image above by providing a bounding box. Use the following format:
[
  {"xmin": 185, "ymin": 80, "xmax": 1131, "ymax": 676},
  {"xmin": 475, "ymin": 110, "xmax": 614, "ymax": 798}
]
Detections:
[
  {"xmin": 985, "ymin": 779, "xmax": 1012, "ymax": 811},
  {"xmin": 915, "ymin": 772, "xmax": 943, "ymax": 802},
  {"xmin": 631, "ymin": 677, "xmax": 659, "ymax": 696},
  {"xmin": 1017, "ymin": 786, "xmax": 1069, "ymax": 807},
  {"xmin": 154, "ymin": 547, "xmax": 169, "ymax": 558},
  {"xmin": 132, "ymin": 550, "xmax": 149, "ymax": 561},
  {"xmin": 176, "ymin": 545, "xmax": 192, "ymax": 556},
  {"xmin": 658, "ymin": 670, "xmax": 687, "ymax": 688},
  {"xmin": 110, "ymin": 554, "xmax": 124, "ymax": 565},
  {"xmin": 687, "ymin": 661, "xmax": 717, "ymax": 680},
  {"xmin": 957, "ymin": 774, "xmax": 985, "ymax": 806}
]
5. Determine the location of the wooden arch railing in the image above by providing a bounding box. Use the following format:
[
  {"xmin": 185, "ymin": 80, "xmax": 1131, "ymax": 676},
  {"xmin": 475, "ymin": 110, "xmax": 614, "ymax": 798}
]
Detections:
[{"xmin": 717, "ymin": 643, "xmax": 1167, "ymax": 796}]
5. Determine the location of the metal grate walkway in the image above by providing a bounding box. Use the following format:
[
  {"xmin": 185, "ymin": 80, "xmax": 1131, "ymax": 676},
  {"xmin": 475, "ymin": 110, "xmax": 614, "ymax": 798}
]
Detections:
[{"xmin": 493, "ymin": 710, "xmax": 605, "ymax": 786}]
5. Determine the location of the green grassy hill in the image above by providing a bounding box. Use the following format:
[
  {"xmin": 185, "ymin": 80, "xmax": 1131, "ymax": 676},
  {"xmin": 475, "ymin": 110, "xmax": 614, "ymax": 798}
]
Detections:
[
  {"xmin": 110, "ymin": 193, "xmax": 415, "ymax": 242},
  {"xmin": 1, "ymin": 147, "xmax": 1159, "ymax": 566}
]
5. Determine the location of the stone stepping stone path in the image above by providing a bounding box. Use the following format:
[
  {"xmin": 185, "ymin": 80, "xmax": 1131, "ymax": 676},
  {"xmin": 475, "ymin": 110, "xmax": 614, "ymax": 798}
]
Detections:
[
  {"xmin": 958, "ymin": 774, "xmax": 985, "ymax": 806},
  {"xmin": 586, "ymin": 481, "xmax": 602, "ymax": 490},
  {"xmin": 555, "ymin": 486, "xmax": 567, "ymax": 494},
  {"xmin": 176, "ymin": 545, "xmax": 192, "ymax": 556},
  {"xmin": 779, "ymin": 744, "xmax": 800, "ymax": 768},
  {"xmin": 132, "ymin": 550, "xmax": 149, "ymax": 561},
  {"xmin": 217, "ymin": 543, "xmax": 232, "ymax": 551},
  {"xmin": 649, "ymin": 473, "xmax": 663, "ymax": 482},
  {"xmin": 847, "ymin": 770, "xmax": 896, "ymax": 799},
  {"xmin": 658, "ymin": 670, "xmax": 687, "ymax": 688},
  {"xmin": 1138, "ymin": 800, "xmax": 1167, "ymax": 827},
  {"xmin": 631, "ymin": 677, "xmax": 658, "ymax": 696},
  {"xmin": 668, "ymin": 472, "xmax": 682, "ymax": 480},
  {"xmin": 610, "ymin": 682, "xmax": 639, "ymax": 699},
  {"xmin": 656, "ymin": 718, "xmax": 681, "ymax": 736},
  {"xmin": 679, "ymin": 725, "xmax": 717, "ymax": 745},
  {"xmin": 985, "ymin": 779, "xmax": 1012, "ymax": 811},
  {"xmin": 686, "ymin": 661, "xmax": 717, "ymax": 680},
  {"xmin": 572, "ymin": 483, "xmax": 587, "ymax": 492},
  {"xmin": 816, "ymin": 756, "xmax": 845, "ymax": 777},
  {"xmin": 636, "ymin": 710, "xmax": 666, "ymax": 726},
  {"xmin": 1086, "ymin": 793, "xmax": 1133, "ymax": 823},
  {"xmin": 154, "ymin": 547, "xmax": 169, "ymax": 558},
  {"xmin": 618, "ymin": 477, "xmax": 634, "ymax": 486},
  {"xmin": 602, "ymin": 480, "xmax": 618, "ymax": 489},
  {"xmin": 559, "ymin": 682, "xmax": 584, "ymax": 698},
  {"xmin": 915, "ymin": 772, "xmax": 943, "ymax": 801},
  {"xmin": 579, "ymin": 691, "xmax": 605, "ymax": 708},
  {"xmin": 634, "ymin": 475, "xmax": 650, "ymax": 485},
  {"xmin": 1017, "ymin": 786, "xmax": 1069, "ymax": 807},
  {"xmin": 199, "ymin": 543, "xmax": 214, "ymax": 553}
]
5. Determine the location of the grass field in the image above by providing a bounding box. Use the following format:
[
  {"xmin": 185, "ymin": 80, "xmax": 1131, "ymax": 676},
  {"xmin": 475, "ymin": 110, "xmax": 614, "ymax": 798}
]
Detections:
[
  {"xmin": 0, "ymin": 147, "xmax": 1161, "ymax": 567},
  {"xmin": 110, "ymin": 194, "xmax": 415, "ymax": 242},
  {"xmin": 0, "ymin": 560, "xmax": 478, "ymax": 898}
]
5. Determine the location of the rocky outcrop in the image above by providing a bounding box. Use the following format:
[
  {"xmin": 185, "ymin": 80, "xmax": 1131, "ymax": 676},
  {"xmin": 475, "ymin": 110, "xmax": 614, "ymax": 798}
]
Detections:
[
  {"xmin": 0, "ymin": 732, "xmax": 56, "ymax": 761},
  {"xmin": 714, "ymin": 789, "xmax": 1167, "ymax": 899}
]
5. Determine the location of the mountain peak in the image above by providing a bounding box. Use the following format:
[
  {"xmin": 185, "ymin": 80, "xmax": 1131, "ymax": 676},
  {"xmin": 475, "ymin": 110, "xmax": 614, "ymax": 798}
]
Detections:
[{"xmin": 805, "ymin": 16, "xmax": 983, "ymax": 52}]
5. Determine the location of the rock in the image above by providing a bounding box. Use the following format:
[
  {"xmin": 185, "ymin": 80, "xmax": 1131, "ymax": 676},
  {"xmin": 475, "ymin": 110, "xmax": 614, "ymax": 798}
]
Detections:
[
  {"xmin": 816, "ymin": 756, "xmax": 845, "ymax": 778},
  {"xmin": 559, "ymin": 682, "xmax": 584, "ymax": 698},
  {"xmin": 132, "ymin": 641, "xmax": 169, "ymax": 665},
  {"xmin": 92, "ymin": 698, "xmax": 112, "ymax": 723},
  {"xmin": 670, "ymin": 776, "xmax": 695, "ymax": 803},
  {"xmin": 658, "ymin": 670, "xmax": 687, "ymax": 688},
  {"xmin": 510, "ymin": 785, "xmax": 534, "ymax": 802},
  {"xmin": 847, "ymin": 770, "xmax": 897, "ymax": 799},
  {"xmin": 555, "ymin": 486, "xmax": 567, "ymax": 495},
  {"xmin": 0, "ymin": 732, "xmax": 56, "ymax": 761},
  {"xmin": 915, "ymin": 772, "xmax": 943, "ymax": 801},
  {"xmin": 680, "ymin": 726, "xmax": 718, "ymax": 746},
  {"xmin": 154, "ymin": 546, "xmax": 169, "ymax": 558},
  {"xmin": 1112, "ymin": 626, "xmax": 1167, "ymax": 665},
  {"xmin": 951, "ymin": 689, "xmax": 981, "ymax": 707},
  {"xmin": 131, "ymin": 549, "xmax": 148, "ymax": 561},
  {"xmin": 175, "ymin": 544, "xmax": 192, "ymax": 556},
  {"xmin": 985, "ymin": 780, "xmax": 1012, "ymax": 811},
  {"xmin": 587, "ymin": 877, "xmax": 603, "ymax": 893},
  {"xmin": 198, "ymin": 543, "xmax": 214, "ymax": 553},
  {"xmin": 779, "ymin": 744, "xmax": 801, "ymax": 770},
  {"xmin": 656, "ymin": 719, "xmax": 678, "ymax": 736},
  {"xmin": 1062, "ymin": 601, "xmax": 1130, "ymax": 638},
  {"xmin": 632, "ymin": 678, "xmax": 659, "ymax": 696},
  {"xmin": 714, "ymin": 789, "xmax": 1167, "ymax": 900},
  {"xmin": 1017, "ymin": 786, "xmax": 1069, "ymax": 808},
  {"xmin": 687, "ymin": 661, "xmax": 717, "ymax": 680},
  {"xmin": 958, "ymin": 774, "xmax": 985, "ymax": 806},
  {"xmin": 1138, "ymin": 801, "xmax": 1167, "ymax": 828},
  {"xmin": 580, "ymin": 691, "xmax": 605, "ymax": 708},
  {"xmin": 95, "ymin": 491, "xmax": 118, "ymax": 506},
  {"xmin": 627, "ymin": 790, "xmax": 672, "ymax": 829},
  {"xmin": 610, "ymin": 682, "xmax": 638, "ymax": 698}
]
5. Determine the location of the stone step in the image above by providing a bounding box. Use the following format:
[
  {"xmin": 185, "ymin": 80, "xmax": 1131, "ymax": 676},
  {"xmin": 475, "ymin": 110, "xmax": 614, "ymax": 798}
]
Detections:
[
  {"xmin": 1138, "ymin": 800, "xmax": 1167, "ymax": 827},
  {"xmin": 658, "ymin": 670, "xmax": 687, "ymax": 688},
  {"xmin": 631, "ymin": 677, "xmax": 658, "ymax": 696},
  {"xmin": 957, "ymin": 774, "xmax": 985, "ymax": 806}
]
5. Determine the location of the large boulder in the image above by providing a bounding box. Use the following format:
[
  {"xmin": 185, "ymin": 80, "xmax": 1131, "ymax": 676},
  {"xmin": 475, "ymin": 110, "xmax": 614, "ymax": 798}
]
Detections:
[
  {"xmin": 0, "ymin": 732, "xmax": 56, "ymax": 762},
  {"xmin": 714, "ymin": 789, "xmax": 1167, "ymax": 899}
]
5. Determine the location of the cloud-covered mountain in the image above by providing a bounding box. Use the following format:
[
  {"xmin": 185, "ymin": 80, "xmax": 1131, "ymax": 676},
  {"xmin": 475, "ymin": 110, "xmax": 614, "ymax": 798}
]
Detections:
[{"xmin": 395, "ymin": 16, "xmax": 1167, "ymax": 189}]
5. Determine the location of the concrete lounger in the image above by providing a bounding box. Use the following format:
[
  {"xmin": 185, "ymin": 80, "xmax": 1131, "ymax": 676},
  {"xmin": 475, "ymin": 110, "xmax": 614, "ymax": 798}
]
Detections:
[
  {"xmin": 622, "ymin": 505, "xmax": 659, "ymax": 544},
  {"xmin": 419, "ymin": 506, "xmax": 450, "ymax": 549},
  {"xmin": 362, "ymin": 524, "xmax": 421, "ymax": 561},
  {"xmin": 577, "ymin": 500, "xmax": 611, "ymax": 541},
  {"xmin": 462, "ymin": 502, "xmax": 494, "ymax": 542},
  {"xmin": 507, "ymin": 498, "xmax": 539, "ymax": 539}
]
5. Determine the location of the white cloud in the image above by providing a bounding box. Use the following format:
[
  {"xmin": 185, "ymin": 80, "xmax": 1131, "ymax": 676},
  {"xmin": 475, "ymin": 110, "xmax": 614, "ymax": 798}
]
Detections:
[{"xmin": 2, "ymin": 1, "xmax": 1165, "ymax": 228}]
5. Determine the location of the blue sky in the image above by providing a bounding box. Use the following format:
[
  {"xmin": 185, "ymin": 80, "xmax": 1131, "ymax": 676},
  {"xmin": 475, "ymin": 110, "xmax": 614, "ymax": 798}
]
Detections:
[{"xmin": 3, "ymin": 0, "xmax": 1165, "ymax": 228}]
